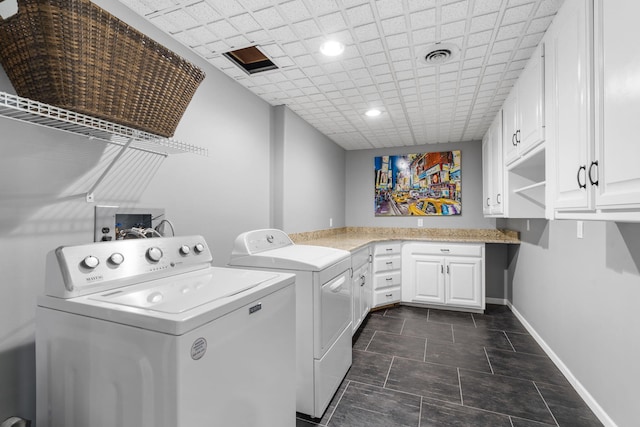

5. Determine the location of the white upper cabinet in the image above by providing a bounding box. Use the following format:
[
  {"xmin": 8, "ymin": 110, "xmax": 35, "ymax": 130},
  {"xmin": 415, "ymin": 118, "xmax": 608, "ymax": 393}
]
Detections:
[
  {"xmin": 504, "ymin": 43, "xmax": 545, "ymax": 166},
  {"xmin": 593, "ymin": 0, "xmax": 640, "ymax": 212},
  {"xmin": 482, "ymin": 111, "xmax": 505, "ymax": 216},
  {"xmin": 547, "ymin": 0, "xmax": 640, "ymax": 220},
  {"xmin": 545, "ymin": 0, "xmax": 594, "ymax": 213}
]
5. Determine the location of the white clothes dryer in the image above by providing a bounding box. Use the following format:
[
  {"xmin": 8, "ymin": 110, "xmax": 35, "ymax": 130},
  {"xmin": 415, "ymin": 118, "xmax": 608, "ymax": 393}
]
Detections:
[
  {"xmin": 37, "ymin": 235, "xmax": 296, "ymax": 427},
  {"xmin": 229, "ymin": 229, "xmax": 352, "ymax": 418}
]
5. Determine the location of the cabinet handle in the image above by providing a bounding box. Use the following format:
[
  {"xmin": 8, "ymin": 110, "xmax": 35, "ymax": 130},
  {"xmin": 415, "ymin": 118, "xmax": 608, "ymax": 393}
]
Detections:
[
  {"xmin": 577, "ymin": 165, "xmax": 587, "ymax": 189},
  {"xmin": 386, "ymin": 277, "xmax": 393, "ymax": 281},
  {"xmin": 386, "ymin": 261, "xmax": 393, "ymax": 265},
  {"xmin": 512, "ymin": 133, "xmax": 517, "ymax": 146},
  {"xmin": 486, "ymin": 197, "xmax": 490, "ymax": 207},
  {"xmin": 515, "ymin": 129, "xmax": 521, "ymax": 144},
  {"xmin": 368, "ymin": 254, "xmax": 373, "ymax": 263},
  {"xmin": 360, "ymin": 275, "xmax": 365, "ymax": 286},
  {"xmin": 440, "ymin": 248, "xmax": 450, "ymax": 253},
  {"xmin": 385, "ymin": 248, "xmax": 393, "ymax": 251},
  {"xmin": 386, "ymin": 293, "xmax": 393, "ymax": 297},
  {"xmin": 588, "ymin": 161, "xmax": 599, "ymax": 186},
  {"xmin": 446, "ymin": 265, "xmax": 450, "ymax": 274},
  {"xmin": 496, "ymin": 193, "xmax": 501, "ymax": 204},
  {"xmin": 440, "ymin": 264, "xmax": 444, "ymax": 274}
]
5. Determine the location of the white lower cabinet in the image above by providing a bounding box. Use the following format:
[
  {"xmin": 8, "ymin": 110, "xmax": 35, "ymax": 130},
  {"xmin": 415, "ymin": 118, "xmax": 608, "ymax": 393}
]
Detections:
[
  {"xmin": 371, "ymin": 242, "xmax": 402, "ymax": 308},
  {"xmin": 351, "ymin": 246, "xmax": 371, "ymax": 334},
  {"xmin": 401, "ymin": 242, "xmax": 485, "ymax": 310}
]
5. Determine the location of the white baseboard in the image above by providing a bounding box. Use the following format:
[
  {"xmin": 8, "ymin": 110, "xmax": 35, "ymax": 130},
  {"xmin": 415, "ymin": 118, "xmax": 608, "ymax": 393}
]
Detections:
[
  {"xmin": 486, "ymin": 297, "xmax": 508, "ymax": 305},
  {"xmin": 506, "ymin": 302, "xmax": 617, "ymax": 427}
]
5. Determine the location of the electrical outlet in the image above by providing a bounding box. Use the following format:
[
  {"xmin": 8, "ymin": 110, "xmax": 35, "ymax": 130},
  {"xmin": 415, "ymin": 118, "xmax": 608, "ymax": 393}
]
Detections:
[
  {"xmin": 577, "ymin": 220, "xmax": 584, "ymax": 239},
  {"xmin": 329, "ymin": 218, "xmax": 333, "ymax": 227},
  {"xmin": 417, "ymin": 218, "xmax": 424, "ymax": 227}
]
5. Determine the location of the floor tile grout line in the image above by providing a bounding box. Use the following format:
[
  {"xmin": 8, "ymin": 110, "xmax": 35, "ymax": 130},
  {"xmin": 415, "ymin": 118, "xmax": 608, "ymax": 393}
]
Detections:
[
  {"xmin": 399, "ymin": 318, "xmax": 406, "ymax": 335},
  {"xmin": 418, "ymin": 396, "xmax": 423, "ymax": 427},
  {"xmin": 503, "ymin": 330, "xmax": 517, "ymax": 352},
  {"xmin": 471, "ymin": 313, "xmax": 478, "ymax": 328},
  {"xmin": 508, "ymin": 415, "xmax": 515, "ymax": 427},
  {"xmin": 483, "ymin": 346, "xmax": 495, "ymax": 374},
  {"xmin": 451, "ymin": 323, "xmax": 456, "ymax": 343},
  {"xmin": 533, "ymin": 381, "xmax": 560, "ymax": 427},
  {"xmin": 322, "ymin": 380, "xmax": 351, "ymax": 427},
  {"xmin": 383, "ymin": 355, "xmax": 395, "ymax": 388},
  {"xmin": 457, "ymin": 367, "xmax": 464, "ymax": 406},
  {"xmin": 423, "ymin": 337, "xmax": 427, "ymax": 362},
  {"xmin": 364, "ymin": 330, "xmax": 376, "ymax": 352}
]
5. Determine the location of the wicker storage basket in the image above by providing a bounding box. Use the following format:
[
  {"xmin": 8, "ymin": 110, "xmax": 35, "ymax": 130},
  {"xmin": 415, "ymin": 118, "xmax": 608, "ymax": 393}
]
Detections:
[{"xmin": 0, "ymin": 0, "xmax": 205, "ymax": 137}]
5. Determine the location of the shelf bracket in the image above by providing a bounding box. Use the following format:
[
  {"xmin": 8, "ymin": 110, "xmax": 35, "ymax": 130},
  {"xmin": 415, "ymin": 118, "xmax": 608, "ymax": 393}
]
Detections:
[{"xmin": 85, "ymin": 137, "xmax": 134, "ymax": 203}]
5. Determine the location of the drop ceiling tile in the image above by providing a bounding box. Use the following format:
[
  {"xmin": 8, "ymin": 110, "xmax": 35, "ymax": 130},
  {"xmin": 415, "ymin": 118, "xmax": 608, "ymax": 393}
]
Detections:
[
  {"xmin": 366, "ymin": 52, "xmax": 388, "ymax": 66},
  {"xmin": 521, "ymin": 32, "xmax": 544, "ymax": 47},
  {"xmin": 536, "ymin": 0, "xmax": 564, "ymax": 17},
  {"xmin": 253, "ymin": 7, "xmax": 286, "ymax": 28},
  {"xmin": 375, "ymin": 0, "xmax": 404, "ymax": 19},
  {"xmin": 441, "ymin": 0, "xmax": 470, "ymax": 23},
  {"xmin": 173, "ymin": 31, "xmax": 201, "ymax": 47},
  {"xmin": 503, "ymin": 3, "xmax": 535, "ymax": 24},
  {"xmin": 440, "ymin": 21, "xmax": 466, "ymax": 40},
  {"xmin": 360, "ymin": 39, "xmax": 385, "ymax": 54},
  {"xmin": 467, "ymin": 30, "xmax": 492, "ymax": 46},
  {"xmin": 294, "ymin": 54, "xmax": 317, "ymax": 67},
  {"xmin": 163, "ymin": 9, "xmax": 199, "ymax": 31},
  {"xmin": 307, "ymin": 0, "xmax": 340, "ymax": 15},
  {"xmin": 492, "ymin": 38, "xmax": 518, "ymax": 53},
  {"xmin": 371, "ymin": 64, "xmax": 392, "ymax": 75},
  {"xmin": 278, "ymin": 1, "xmax": 310, "ymax": 21},
  {"xmin": 187, "ymin": 26, "xmax": 218, "ymax": 44},
  {"xmin": 207, "ymin": 0, "xmax": 246, "ymax": 16},
  {"xmin": 239, "ymin": 0, "xmax": 272, "ymax": 11},
  {"xmin": 346, "ymin": 3, "xmax": 375, "ymax": 26},
  {"xmin": 269, "ymin": 25, "xmax": 297, "ymax": 42},
  {"xmin": 294, "ymin": 19, "xmax": 322, "ymax": 38},
  {"xmin": 410, "ymin": 8, "xmax": 436, "ymax": 29},
  {"xmin": 353, "ymin": 23, "xmax": 380, "ymax": 41},
  {"xmin": 229, "ymin": 13, "xmax": 261, "ymax": 32},
  {"xmin": 463, "ymin": 57, "xmax": 484, "ymax": 69},
  {"xmin": 470, "ymin": 12, "xmax": 499, "ymax": 32},
  {"xmin": 473, "ymin": 0, "xmax": 503, "ymax": 15},
  {"xmin": 386, "ymin": 33, "xmax": 410, "ymax": 49},
  {"xmin": 382, "ymin": 16, "xmax": 407, "ymax": 35},
  {"xmin": 208, "ymin": 19, "xmax": 240, "ymax": 38},
  {"xmin": 186, "ymin": 2, "xmax": 221, "ymax": 23},
  {"xmin": 496, "ymin": 22, "xmax": 526, "ymax": 40},
  {"xmin": 318, "ymin": 12, "xmax": 348, "ymax": 33}
]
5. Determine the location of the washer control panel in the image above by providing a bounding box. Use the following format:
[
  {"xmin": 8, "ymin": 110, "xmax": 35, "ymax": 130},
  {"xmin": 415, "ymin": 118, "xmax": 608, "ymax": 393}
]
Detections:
[
  {"xmin": 46, "ymin": 235, "xmax": 213, "ymax": 299},
  {"xmin": 231, "ymin": 229, "xmax": 293, "ymax": 255}
]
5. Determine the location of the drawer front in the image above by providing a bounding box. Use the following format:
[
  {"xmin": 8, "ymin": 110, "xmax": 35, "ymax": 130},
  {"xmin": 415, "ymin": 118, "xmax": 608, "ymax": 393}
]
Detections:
[
  {"xmin": 403, "ymin": 242, "xmax": 484, "ymax": 257},
  {"xmin": 374, "ymin": 243, "xmax": 401, "ymax": 256},
  {"xmin": 373, "ymin": 256, "xmax": 401, "ymax": 272},
  {"xmin": 373, "ymin": 287, "xmax": 401, "ymax": 307},
  {"xmin": 373, "ymin": 271, "xmax": 401, "ymax": 290},
  {"xmin": 351, "ymin": 246, "xmax": 370, "ymax": 269}
]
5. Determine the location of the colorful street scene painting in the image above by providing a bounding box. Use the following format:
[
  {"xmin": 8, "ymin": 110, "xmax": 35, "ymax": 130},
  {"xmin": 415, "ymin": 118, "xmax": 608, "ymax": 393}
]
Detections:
[{"xmin": 375, "ymin": 151, "xmax": 461, "ymax": 216}]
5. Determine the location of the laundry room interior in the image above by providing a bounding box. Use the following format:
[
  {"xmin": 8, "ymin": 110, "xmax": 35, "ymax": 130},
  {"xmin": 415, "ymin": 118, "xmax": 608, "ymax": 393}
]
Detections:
[{"xmin": 0, "ymin": 0, "xmax": 639, "ymax": 426}]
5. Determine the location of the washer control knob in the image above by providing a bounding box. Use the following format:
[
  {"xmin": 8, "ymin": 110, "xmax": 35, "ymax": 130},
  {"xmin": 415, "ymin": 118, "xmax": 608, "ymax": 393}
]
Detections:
[
  {"xmin": 109, "ymin": 252, "xmax": 125, "ymax": 265},
  {"xmin": 146, "ymin": 247, "xmax": 163, "ymax": 262},
  {"xmin": 83, "ymin": 255, "xmax": 99, "ymax": 269},
  {"xmin": 179, "ymin": 245, "xmax": 191, "ymax": 255},
  {"xmin": 194, "ymin": 243, "xmax": 205, "ymax": 254}
]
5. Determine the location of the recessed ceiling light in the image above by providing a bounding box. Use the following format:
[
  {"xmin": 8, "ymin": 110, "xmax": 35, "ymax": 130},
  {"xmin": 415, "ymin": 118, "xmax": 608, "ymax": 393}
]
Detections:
[
  {"xmin": 320, "ymin": 40, "xmax": 345, "ymax": 57},
  {"xmin": 365, "ymin": 109, "xmax": 382, "ymax": 117}
]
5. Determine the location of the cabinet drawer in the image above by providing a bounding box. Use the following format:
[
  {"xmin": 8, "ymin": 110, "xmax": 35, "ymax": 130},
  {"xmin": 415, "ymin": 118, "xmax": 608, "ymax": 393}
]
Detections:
[
  {"xmin": 351, "ymin": 246, "xmax": 370, "ymax": 269},
  {"xmin": 373, "ymin": 256, "xmax": 401, "ymax": 272},
  {"xmin": 373, "ymin": 271, "xmax": 401, "ymax": 290},
  {"xmin": 373, "ymin": 287, "xmax": 400, "ymax": 307},
  {"xmin": 374, "ymin": 243, "xmax": 401, "ymax": 256},
  {"xmin": 403, "ymin": 242, "xmax": 483, "ymax": 257}
]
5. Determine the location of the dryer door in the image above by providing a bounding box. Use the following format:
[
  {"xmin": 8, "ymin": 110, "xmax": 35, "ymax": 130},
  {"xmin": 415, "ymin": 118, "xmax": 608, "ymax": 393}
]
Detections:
[{"xmin": 315, "ymin": 269, "xmax": 351, "ymax": 359}]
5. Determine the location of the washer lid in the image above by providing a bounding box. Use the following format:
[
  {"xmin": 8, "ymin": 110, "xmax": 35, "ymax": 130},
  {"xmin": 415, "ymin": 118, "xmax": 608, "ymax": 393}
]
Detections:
[
  {"xmin": 89, "ymin": 268, "xmax": 277, "ymax": 314},
  {"xmin": 229, "ymin": 244, "xmax": 350, "ymax": 271}
]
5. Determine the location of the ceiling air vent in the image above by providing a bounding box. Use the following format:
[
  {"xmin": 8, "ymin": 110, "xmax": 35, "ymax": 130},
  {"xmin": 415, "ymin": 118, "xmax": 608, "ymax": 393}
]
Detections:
[
  {"xmin": 223, "ymin": 46, "xmax": 278, "ymax": 75},
  {"xmin": 419, "ymin": 42, "xmax": 459, "ymax": 65}
]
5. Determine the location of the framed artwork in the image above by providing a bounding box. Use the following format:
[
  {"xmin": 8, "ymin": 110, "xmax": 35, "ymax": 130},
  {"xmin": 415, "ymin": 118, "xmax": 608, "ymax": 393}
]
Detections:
[{"xmin": 374, "ymin": 150, "xmax": 461, "ymax": 216}]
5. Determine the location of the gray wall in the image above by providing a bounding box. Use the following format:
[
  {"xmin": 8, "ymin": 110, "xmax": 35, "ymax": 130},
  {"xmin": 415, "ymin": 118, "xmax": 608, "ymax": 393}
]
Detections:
[
  {"xmin": 273, "ymin": 105, "xmax": 346, "ymax": 234},
  {"xmin": 345, "ymin": 140, "xmax": 497, "ymax": 229},
  {"xmin": 502, "ymin": 218, "xmax": 640, "ymax": 427},
  {"xmin": 0, "ymin": 1, "xmax": 344, "ymax": 422}
]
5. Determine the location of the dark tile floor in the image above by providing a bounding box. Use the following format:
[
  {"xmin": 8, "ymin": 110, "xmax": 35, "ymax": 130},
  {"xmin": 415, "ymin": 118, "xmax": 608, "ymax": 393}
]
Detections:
[{"xmin": 296, "ymin": 304, "xmax": 602, "ymax": 427}]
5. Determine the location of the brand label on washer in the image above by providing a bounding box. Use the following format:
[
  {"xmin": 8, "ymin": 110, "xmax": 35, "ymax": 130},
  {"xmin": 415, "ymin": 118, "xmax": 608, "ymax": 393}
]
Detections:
[{"xmin": 191, "ymin": 337, "xmax": 207, "ymax": 360}]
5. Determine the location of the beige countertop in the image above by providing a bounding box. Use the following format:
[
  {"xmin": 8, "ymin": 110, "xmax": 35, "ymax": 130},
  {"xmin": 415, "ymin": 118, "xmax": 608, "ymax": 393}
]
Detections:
[{"xmin": 288, "ymin": 227, "xmax": 520, "ymax": 252}]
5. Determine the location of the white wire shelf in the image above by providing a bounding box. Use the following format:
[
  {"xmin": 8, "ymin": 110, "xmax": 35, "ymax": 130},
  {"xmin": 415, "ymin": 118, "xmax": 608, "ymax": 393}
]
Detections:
[{"xmin": 0, "ymin": 91, "xmax": 207, "ymax": 156}]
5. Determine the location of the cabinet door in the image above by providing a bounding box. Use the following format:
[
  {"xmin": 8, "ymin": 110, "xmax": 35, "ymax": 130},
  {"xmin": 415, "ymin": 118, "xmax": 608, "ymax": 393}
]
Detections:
[
  {"xmin": 445, "ymin": 258, "xmax": 483, "ymax": 309},
  {"xmin": 490, "ymin": 111, "xmax": 505, "ymax": 215},
  {"xmin": 503, "ymin": 89, "xmax": 519, "ymax": 166},
  {"xmin": 482, "ymin": 131, "xmax": 492, "ymax": 215},
  {"xmin": 351, "ymin": 266, "xmax": 363, "ymax": 334},
  {"xmin": 517, "ymin": 43, "xmax": 545, "ymax": 156},
  {"xmin": 594, "ymin": 0, "xmax": 640, "ymax": 210},
  {"xmin": 402, "ymin": 254, "xmax": 444, "ymax": 304},
  {"xmin": 547, "ymin": 0, "xmax": 594, "ymax": 211},
  {"xmin": 362, "ymin": 262, "xmax": 372, "ymax": 317}
]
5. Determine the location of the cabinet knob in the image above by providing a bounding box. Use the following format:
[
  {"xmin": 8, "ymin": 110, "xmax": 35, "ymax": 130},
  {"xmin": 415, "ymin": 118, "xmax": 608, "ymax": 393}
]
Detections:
[
  {"xmin": 588, "ymin": 161, "xmax": 599, "ymax": 186},
  {"xmin": 577, "ymin": 165, "xmax": 587, "ymax": 189}
]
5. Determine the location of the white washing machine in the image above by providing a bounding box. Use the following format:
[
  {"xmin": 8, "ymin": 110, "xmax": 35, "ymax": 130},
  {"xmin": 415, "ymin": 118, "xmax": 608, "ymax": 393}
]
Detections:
[
  {"xmin": 36, "ymin": 235, "xmax": 296, "ymax": 427},
  {"xmin": 229, "ymin": 229, "xmax": 352, "ymax": 418}
]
